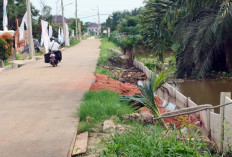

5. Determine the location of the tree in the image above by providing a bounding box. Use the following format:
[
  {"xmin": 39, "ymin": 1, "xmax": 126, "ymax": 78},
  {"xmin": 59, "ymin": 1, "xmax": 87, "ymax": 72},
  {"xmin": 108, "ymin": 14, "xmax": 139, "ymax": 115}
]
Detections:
[
  {"xmin": 69, "ymin": 18, "xmax": 85, "ymax": 36},
  {"xmin": 141, "ymin": 0, "xmax": 232, "ymax": 78},
  {"xmin": 0, "ymin": 0, "xmax": 40, "ymax": 30}
]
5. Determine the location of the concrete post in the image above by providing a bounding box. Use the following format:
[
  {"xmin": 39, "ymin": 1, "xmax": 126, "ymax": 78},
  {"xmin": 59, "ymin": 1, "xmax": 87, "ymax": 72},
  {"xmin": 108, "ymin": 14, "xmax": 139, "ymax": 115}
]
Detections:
[
  {"xmin": 75, "ymin": 0, "xmax": 78, "ymax": 40},
  {"xmin": 0, "ymin": 60, "xmax": 4, "ymax": 68},
  {"xmin": 219, "ymin": 92, "xmax": 231, "ymax": 151},
  {"xmin": 26, "ymin": 0, "xmax": 35, "ymax": 59},
  {"xmin": 61, "ymin": 0, "xmax": 66, "ymax": 46}
]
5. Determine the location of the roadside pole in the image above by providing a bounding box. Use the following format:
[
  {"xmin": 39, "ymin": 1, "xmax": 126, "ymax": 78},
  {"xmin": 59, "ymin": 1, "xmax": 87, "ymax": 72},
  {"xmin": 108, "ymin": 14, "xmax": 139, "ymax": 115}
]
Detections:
[
  {"xmin": 75, "ymin": 0, "xmax": 78, "ymax": 40},
  {"xmin": 78, "ymin": 22, "xmax": 82, "ymax": 40},
  {"xmin": 61, "ymin": 0, "xmax": 66, "ymax": 46},
  {"xmin": 27, "ymin": 0, "xmax": 35, "ymax": 59}
]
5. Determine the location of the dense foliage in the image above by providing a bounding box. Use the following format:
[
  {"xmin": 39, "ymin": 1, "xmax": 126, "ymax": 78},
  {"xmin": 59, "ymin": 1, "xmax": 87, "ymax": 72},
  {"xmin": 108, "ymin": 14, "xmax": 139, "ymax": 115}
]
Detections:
[{"xmin": 140, "ymin": 0, "xmax": 232, "ymax": 78}]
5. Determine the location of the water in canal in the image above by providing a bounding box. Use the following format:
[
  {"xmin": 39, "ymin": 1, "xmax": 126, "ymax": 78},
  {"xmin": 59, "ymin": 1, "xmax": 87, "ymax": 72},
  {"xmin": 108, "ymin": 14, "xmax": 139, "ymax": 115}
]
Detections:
[{"xmin": 175, "ymin": 79, "xmax": 232, "ymax": 113}]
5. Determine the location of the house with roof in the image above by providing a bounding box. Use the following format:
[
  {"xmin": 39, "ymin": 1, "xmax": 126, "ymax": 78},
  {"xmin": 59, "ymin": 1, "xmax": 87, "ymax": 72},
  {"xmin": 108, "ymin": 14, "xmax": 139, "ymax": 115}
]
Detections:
[
  {"xmin": 87, "ymin": 24, "xmax": 101, "ymax": 36},
  {"xmin": 52, "ymin": 15, "xmax": 72, "ymax": 25}
]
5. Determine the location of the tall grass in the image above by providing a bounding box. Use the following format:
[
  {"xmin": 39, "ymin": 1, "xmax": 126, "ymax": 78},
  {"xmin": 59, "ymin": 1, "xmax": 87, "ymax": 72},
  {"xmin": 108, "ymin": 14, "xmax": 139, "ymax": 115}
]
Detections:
[
  {"xmin": 78, "ymin": 90, "xmax": 135, "ymax": 133},
  {"xmin": 101, "ymin": 124, "xmax": 216, "ymax": 157}
]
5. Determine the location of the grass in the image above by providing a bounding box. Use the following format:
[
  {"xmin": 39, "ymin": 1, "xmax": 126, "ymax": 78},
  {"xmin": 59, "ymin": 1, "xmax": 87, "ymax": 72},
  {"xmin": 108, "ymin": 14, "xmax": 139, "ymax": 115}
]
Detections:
[
  {"xmin": 82, "ymin": 36, "xmax": 89, "ymax": 40},
  {"xmin": 100, "ymin": 38, "xmax": 119, "ymax": 51},
  {"xmin": 69, "ymin": 39, "xmax": 80, "ymax": 47},
  {"xmin": 4, "ymin": 61, "xmax": 13, "ymax": 66},
  {"xmin": 95, "ymin": 67, "xmax": 114, "ymax": 78},
  {"xmin": 100, "ymin": 123, "xmax": 218, "ymax": 157},
  {"xmin": 34, "ymin": 51, "xmax": 44, "ymax": 56},
  {"xmin": 16, "ymin": 53, "xmax": 23, "ymax": 60},
  {"xmin": 97, "ymin": 38, "xmax": 119, "ymax": 67},
  {"xmin": 78, "ymin": 90, "xmax": 135, "ymax": 133}
]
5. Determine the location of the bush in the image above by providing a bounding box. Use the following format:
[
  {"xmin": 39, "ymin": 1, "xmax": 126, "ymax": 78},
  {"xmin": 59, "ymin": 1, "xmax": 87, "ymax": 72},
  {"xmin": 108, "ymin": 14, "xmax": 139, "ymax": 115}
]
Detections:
[
  {"xmin": 0, "ymin": 33, "xmax": 14, "ymax": 61},
  {"xmin": 137, "ymin": 57, "xmax": 162, "ymax": 71},
  {"xmin": 0, "ymin": 38, "xmax": 9, "ymax": 61}
]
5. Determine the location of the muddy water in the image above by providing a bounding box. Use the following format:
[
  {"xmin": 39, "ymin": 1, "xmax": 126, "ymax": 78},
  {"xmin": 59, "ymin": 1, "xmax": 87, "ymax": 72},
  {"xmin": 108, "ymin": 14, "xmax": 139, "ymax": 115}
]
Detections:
[{"xmin": 175, "ymin": 79, "xmax": 232, "ymax": 113}]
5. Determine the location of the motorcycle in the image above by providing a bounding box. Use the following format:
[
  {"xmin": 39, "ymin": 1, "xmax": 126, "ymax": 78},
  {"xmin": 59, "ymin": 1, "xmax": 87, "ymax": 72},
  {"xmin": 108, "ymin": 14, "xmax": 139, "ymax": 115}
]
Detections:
[
  {"xmin": 49, "ymin": 51, "xmax": 58, "ymax": 67},
  {"xmin": 44, "ymin": 50, "xmax": 62, "ymax": 67},
  {"xmin": 44, "ymin": 40, "xmax": 62, "ymax": 67}
]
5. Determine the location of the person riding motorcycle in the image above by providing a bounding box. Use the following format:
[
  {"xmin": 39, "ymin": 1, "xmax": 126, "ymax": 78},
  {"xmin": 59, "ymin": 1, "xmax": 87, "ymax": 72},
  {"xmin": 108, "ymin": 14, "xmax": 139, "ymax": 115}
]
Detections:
[{"xmin": 48, "ymin": 39, "xmax": 62, "ymax": 62}]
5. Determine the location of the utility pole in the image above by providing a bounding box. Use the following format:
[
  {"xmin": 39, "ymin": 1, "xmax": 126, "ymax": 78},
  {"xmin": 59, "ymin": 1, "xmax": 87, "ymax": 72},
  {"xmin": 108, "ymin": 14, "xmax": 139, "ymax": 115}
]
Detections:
[
  {"xmin": 78, "ymin": 22, "xmax": 82, "ymax": 40},
  {"xmin": 26, "ymin": 0, "xmax": 35, "ymax": 59},
  {"xmin": 61, "ymin": 0, "xmax": 66, "ymax": 46},
  {"xmin": 75, "ymin": 0, "xmax": 78, "ymax": 40},
  {"xmin": 97, "ymin": 5, "xmax": 100, "ymax": 25}
]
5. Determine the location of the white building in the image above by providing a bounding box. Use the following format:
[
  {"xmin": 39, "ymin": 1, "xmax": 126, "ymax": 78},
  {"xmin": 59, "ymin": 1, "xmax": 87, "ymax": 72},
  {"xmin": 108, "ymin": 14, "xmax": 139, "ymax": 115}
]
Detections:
[{"xmin": 87, "ymin": 24, "xmax": 101, "ymax": 36}]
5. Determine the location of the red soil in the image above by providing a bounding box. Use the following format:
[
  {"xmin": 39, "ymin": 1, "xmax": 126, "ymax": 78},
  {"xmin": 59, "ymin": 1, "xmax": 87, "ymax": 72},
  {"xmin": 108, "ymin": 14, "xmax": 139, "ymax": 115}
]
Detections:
[
  {"xmin": 90, "ymin": 74, "xmax": 140, "ymax": 96},
  {"xmin": 90, "ymin": 74, "xmax": 199, "ymax": 127}
]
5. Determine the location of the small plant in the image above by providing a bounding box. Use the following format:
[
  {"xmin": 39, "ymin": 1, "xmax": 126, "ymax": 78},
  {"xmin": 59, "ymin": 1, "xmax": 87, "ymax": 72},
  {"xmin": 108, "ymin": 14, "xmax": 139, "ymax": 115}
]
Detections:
[{"xmin": 120, "ymin": 69, "xmax": 175, "ymax": 128}]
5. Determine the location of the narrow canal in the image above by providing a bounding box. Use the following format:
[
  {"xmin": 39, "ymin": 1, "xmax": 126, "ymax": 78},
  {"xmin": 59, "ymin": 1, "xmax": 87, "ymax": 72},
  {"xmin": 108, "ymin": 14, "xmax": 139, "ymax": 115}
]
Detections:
[{"xmin": 175, "ymin": 79, "xmax": 232, "ymax": 113}]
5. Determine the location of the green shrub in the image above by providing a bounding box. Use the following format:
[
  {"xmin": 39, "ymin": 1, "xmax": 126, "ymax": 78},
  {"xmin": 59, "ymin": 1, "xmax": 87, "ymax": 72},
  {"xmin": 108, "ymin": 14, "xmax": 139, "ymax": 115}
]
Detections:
[
  {"xmin": 78, "ymin": 90, "xmax": 135, "ymax": 132},
  {"xmin": 137, "ymin": 57, "xmax": 162, "ymax": 71},
  {"xmin": 0, "ymin": 38, "xmax": 9, "ymax": 61}
]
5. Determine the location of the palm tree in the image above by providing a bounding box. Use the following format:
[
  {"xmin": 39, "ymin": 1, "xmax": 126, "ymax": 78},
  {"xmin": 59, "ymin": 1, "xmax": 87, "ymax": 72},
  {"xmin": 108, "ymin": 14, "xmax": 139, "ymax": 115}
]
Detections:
[
  {"xmin": 141, "ymin": 0, "xmax": 232, "ymax": 78},
  {"xmin": 120, "ymin": 69, "xmax": 175, "ymax": 128}
]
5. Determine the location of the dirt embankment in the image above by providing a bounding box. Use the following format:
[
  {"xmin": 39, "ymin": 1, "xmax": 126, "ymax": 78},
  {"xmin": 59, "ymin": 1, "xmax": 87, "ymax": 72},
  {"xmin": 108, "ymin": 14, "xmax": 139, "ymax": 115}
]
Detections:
[{"xmin": 90, "ymin": 74, "xmax": 199, "ymax": 127}]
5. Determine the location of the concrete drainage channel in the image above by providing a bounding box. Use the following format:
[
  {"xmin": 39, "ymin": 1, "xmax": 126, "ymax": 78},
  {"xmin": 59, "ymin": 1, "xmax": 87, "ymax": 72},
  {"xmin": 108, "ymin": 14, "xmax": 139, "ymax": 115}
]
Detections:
[{"xmin": 0, "ymin": 57, "xmax": 43, "ymax": 72}]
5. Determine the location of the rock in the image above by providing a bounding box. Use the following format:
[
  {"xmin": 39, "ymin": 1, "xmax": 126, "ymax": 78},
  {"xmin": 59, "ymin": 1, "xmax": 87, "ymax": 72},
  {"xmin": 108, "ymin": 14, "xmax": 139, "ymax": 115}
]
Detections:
[
  {"xmin": 103, "ymin": 120, "xmax": 116, "ymax": 133},
  {"xmin": 115, "ymin": 125, "xmax": 126, "ymax": 134},
  {"xmin": 139, "ymin": 111, "xmax": 154, "ymax": 124},
  {"xmin": 86, "ymin": 116, "xmax": 93, "ymax": 122}
]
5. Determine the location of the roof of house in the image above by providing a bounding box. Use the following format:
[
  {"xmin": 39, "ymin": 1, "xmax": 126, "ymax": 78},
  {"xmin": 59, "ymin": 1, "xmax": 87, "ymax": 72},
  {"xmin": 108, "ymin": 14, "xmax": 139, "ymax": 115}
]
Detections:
[
  {"xmin": 52, "ymin": 15, "xmax": 72, "ymax": 25},
  {"xmin": 87, "ymin": 24, "xmax": 101, "ymax": 28}
]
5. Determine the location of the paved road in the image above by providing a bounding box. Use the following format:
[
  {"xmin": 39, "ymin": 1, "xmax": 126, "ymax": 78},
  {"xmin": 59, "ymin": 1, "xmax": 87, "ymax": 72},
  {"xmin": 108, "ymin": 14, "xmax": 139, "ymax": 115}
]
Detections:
[{"xmin": 0, "ymin": 38, "xmax": 100, "ymax": 157}]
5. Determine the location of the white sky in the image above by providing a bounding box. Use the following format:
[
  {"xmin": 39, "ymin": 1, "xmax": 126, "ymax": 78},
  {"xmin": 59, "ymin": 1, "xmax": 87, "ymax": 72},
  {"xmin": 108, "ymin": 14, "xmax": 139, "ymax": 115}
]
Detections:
[{"xmin": 30, "ymin": 0, "xmax": 144, "ymax": 23}]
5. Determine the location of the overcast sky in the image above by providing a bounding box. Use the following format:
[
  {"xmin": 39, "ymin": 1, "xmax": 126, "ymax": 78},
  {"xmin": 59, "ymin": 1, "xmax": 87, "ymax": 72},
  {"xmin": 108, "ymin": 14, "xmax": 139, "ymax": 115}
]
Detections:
[{"xmin": 30, "ymin": 0, "xmax": 144, "ymax": 23}]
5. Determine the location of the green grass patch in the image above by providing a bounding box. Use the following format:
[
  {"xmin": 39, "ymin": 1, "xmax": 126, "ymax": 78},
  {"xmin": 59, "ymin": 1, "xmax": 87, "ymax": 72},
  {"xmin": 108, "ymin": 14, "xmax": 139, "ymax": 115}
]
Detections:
[
  {"xmin": 78, "ymin": 90, "xmax": 135, "ymax": 133},
  {"xmin": 100, "ymin": 38, "xmax": 119, "ymax": 51},
  {"xmin": 16, "ymin": 53, "xmax": 23, "ymax": 60},
  {"xmin": 4, "ymin": 61, "xmax": 13, "ymax": 66},
  {"xmin": 69, "ymin": 39, "xmax": 80, "ymax": 47},
  {"xmin": 34, "ymin": 51, "xmax": 45, "ymax": 56},
  {"xmin": 97, "ymin": 38, "xmax": 119, "ymax": 67},
  {"xmin": 95, "ymin": 67, "xmax": 114, "ymax": 78},
  {"xmin": 101, "ymin": 124, "xmax": 217, "ymax": 157}
]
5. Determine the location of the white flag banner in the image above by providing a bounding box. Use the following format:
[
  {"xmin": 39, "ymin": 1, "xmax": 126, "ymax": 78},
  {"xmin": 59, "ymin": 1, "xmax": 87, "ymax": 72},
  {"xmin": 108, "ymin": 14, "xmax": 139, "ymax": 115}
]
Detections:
[
  {"xmin": 19, "ymin": 12, "xmax": 28, "ymax": 41},
  {"xmin": 3, "ymin": 0, "xmax": 8, "ymax": 31},
  {"xmin": 49, "ymin": 25, "xmax": 53, "ymax": 39},
  {"xmin": 41, "ymin": 20, "xmax": 50, "ymax": 52},
  {"xmin": 58, "ymin": 27, "xmax": 61, "ymax": 43},
  {"xmin": 65, "ymin": 23, "xmax": 70, "ymax": 47},
  {"xmin": 61, "ymin": 29, "xmax": 64, "ymax": 43}
]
